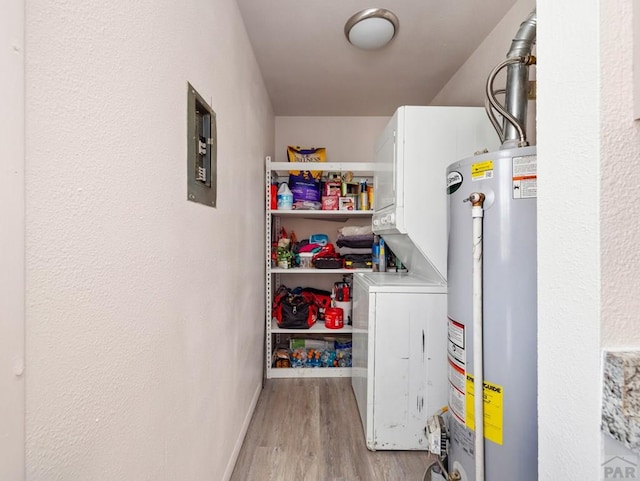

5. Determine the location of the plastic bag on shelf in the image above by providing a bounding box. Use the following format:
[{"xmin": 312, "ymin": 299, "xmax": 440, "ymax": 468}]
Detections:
[
  {"xmin": 290, "ymin": 348, "xmax": 307, "ymax": 368},
  {"xmin": 335, "ymin": 339, "xmax": 352, "ymax": 367}
]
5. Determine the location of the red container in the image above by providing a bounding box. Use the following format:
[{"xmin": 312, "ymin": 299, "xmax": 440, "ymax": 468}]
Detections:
[
  {"xmin": 270, "ymin": 184, "xmax": 277, "ymax": 210},
  {"xmin": 324, "ymin": 307, "xmax": 344, "ymax": 329}
]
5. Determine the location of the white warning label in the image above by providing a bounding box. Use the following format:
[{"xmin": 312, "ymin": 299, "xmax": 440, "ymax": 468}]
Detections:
[
  {"xmin": 449, "ymin": 382, "xmax": 466, "ymax": 425},
  {"xmin": 448, "ymin": 319, "xmax": 465, "ymax": 348},
  {"xmin": 447, "ymin": 318, "xmax": 467, "ymax": 425},
  {"xmin": 448, "ymin": 360, "xmax": 466, "ymax": 393},
  {"xmin": 513, "ymin": 155, "xmax": 537, "ymax": 199},
  {"xmin": 447, "ymin": 319, "xmax": 465, "ymax": 368}
]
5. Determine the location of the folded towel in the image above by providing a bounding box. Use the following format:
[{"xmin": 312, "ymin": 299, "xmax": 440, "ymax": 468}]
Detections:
[
  {"xmin": 336, "ymin": 234, "xmax": 375, "ymax": 249},
  {"xmin": 338, "ymin": 246, "xmax": 372, "ymax": 255},
  {"xmin": 338, "ymin": 225, "xmax": 373, "ymax": 237}
]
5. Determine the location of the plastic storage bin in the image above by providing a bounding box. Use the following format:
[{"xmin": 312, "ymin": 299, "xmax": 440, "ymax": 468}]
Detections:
[{"xmin": 298, "ymin": 252, "xmax": 314, "ymax": 268}]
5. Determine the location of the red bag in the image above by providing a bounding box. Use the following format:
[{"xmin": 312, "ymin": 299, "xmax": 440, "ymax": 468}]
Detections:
[
  {"xmin": 300, "ymin": 287, "xmax": 332, "ymax": 319},
  {"xmin": 312, "ymin": 244, "xmax": 344, "ymax": 269},
  {"xmin": 272, "ymin": 286, "xmax": 317, "ymax": 329},
  {"xmin": 300, "ymin": 287, "xmax": 331, "ymax": 309}
]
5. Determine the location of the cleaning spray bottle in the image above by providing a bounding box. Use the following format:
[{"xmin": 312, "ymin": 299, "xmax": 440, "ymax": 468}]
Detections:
[{"xmin": 359, "ymin": 179, "xmax": 369, "ymax": 211}]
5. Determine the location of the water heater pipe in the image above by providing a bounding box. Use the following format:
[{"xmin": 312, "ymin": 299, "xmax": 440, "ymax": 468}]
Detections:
[
  {"xmin": 470, "ymin": 192, "xmax": 486, "ymax": 481},
  {"xmin": 486, "ymin": 56, "xmax": 536, "ymax": 147},
  {"xmin": 503, "ymin": 9, "xmax": 537, "ymax": 147}
]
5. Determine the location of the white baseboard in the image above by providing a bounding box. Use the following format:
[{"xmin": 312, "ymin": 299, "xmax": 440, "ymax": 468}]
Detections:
[{"xmin": 222, "ymin": 381, "xmax": 262, "ymax": 481}]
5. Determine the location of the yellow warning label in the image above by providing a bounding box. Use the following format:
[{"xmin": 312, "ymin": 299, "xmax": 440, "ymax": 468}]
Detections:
[
  {"xmin": 471, "ymin": 160, "xmax": 494, "ymax": 181},
  {"xmin": 465, "ymin": 375, "xmax": 503, "ymax": 445}
]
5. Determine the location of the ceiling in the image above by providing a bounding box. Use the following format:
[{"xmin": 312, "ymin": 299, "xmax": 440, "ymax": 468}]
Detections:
[{"xmin": 235, "ymin": 0, "xmax": 517, "ymax": 117}]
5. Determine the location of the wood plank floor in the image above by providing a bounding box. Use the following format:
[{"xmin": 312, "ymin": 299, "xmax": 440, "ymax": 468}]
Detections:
[{"xmin": 230, "ymin": 378, "xmax": 436, "ymax": 481}]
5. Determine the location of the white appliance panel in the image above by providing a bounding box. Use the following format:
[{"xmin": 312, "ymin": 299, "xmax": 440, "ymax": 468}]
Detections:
[
  {"xmin": 372, "ymin": 106, "xmax": 500, "ymax": 281},
  {"xmin": 372, "ymin": 121, "xmax": 397, "ymax": 212},
  {"xmin": 351, "ymin": 275, "xmax": 372, "ymax": 439},
  {"xmin": 359, "ymin": 272, "xmax": 447, "ymax": 290},
  {"xmin": 351, "ymin": 273, "xmax": 448, "ymax": 451}
]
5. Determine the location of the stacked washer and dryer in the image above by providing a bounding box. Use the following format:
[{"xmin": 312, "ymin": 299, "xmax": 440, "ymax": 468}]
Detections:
[
  {"xmin": 351, "ymin": 106, "xmax": 498, "ymax": 451},
  {"xmin": 352, "ymin": 10, "xmax": 538, "ymax": 481}
]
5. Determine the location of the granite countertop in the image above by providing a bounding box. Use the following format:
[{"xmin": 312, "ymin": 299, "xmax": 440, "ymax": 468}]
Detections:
[{"xmin": 602, "ymin": 351, "xmax": 640, "ymax": 453}]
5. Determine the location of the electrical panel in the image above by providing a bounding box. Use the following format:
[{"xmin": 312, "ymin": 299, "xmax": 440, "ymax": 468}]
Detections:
[{"xmin": 187, "ymin": 83, "xmax": 217, "ymax": 207}]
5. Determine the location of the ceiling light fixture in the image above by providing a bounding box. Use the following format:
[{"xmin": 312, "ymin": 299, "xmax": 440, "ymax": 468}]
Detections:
[{"xmin": 344, "ymin": 8, "xmax": 399, "ymax": 50}]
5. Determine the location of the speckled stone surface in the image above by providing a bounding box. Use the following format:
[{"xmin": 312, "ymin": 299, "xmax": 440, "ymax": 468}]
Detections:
[{"xmin": 602, "ymin": 351, "xmax": 640, "ymax": 453}]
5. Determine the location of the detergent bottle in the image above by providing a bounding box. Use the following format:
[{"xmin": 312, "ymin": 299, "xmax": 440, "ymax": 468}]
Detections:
[{"xmin": 276, "ymin": 182, "xmax": 293, "ymax": 210}]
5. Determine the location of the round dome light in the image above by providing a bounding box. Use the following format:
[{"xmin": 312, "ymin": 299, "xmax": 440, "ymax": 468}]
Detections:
[{"xmin": 345, "ymin": 8, "xmax": 399, "ymax": 50}]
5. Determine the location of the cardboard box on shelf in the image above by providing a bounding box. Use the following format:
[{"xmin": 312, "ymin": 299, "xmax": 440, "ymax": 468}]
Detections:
[
  {"xmin": 322, "ymin": 196, "xmax": 339, "ymax": 210},
  {"xmin": 322, "ymin": 181, "xmax": 341, "ymax": 197},
  {"xmin": 339, "ymin": 196, "xmax": 356, "ymax": 211}
]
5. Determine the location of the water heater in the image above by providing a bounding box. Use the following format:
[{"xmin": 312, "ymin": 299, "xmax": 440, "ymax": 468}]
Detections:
[{"xmin": 446, "ymin": 145, "xmax": 537, "ymax": 481}]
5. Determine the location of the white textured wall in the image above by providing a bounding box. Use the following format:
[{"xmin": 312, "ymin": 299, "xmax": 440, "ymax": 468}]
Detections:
[
  {"xmin": 598, "ymin": 0, "xmax": 640, "ymax": 458},
  {"xmin": 600, "ymin": 0, "xmax": 640, "ymax": 348},
  {"xmin": 1, "ymin": 1, "xmax": 25, "ymax": 480},
  {"xmin": 25, "ymin": 1, "xmax": 273, "ymax": 480},
  {"xmin": 275, "ymin": 116, "xmax": 390, "ymax": 163},
  {"xmin": 537, "ymin": 1, "xmax": 602, "ymax": 480}
]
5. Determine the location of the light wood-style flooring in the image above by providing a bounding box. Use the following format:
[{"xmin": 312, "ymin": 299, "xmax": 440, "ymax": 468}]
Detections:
[{"xmin": 230, "ymin": 378, "xmax": 436, "ymax": 481}]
